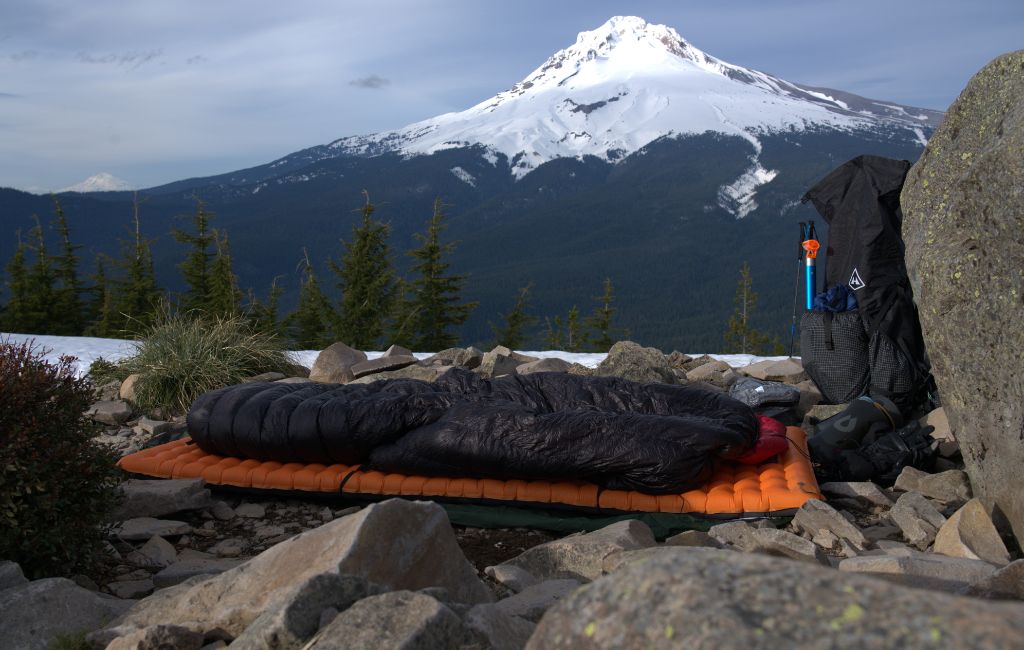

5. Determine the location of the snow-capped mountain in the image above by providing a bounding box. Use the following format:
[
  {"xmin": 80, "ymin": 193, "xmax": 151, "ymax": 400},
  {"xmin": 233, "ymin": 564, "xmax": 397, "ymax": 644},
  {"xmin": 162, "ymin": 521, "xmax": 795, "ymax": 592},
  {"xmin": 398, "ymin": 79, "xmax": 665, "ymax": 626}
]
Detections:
[
  {"xmin": 60, "ymin": 172, "xmax": 133, "ymax": 193},
  {"xmin": 328, "ymin": 16, "xmax": 939, "ymax": 182}
]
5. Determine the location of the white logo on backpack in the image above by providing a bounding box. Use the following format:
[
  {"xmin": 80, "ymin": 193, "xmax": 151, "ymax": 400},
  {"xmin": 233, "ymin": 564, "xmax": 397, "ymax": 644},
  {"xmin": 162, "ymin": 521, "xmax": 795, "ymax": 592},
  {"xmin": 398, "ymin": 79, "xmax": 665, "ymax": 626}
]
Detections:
[{"xmin": 849, "ymin": 268, "xmax": 865, "ymax": 291}]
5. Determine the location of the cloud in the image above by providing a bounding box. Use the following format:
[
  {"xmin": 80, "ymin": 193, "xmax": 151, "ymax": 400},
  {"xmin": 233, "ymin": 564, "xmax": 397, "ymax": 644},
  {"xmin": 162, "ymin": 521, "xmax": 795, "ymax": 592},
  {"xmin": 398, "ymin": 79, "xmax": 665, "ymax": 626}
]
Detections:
[
  {"xmin": 186, "ymin": 54, "xmax": 208, "ymax": 65},
  {"xmin": 0, "ymin": 91, "xmax": 21, "ymax": 98},
  {"xmin": 9, "ymin": 50, "xmax": 39, "ymax": 62},
  {"xmin": 76, "ymin": 49, "xmax": 163, "ymax": 68},
  {"xmin": 349, "ymin": 74, "xmax": 391, "ymax": 89}
]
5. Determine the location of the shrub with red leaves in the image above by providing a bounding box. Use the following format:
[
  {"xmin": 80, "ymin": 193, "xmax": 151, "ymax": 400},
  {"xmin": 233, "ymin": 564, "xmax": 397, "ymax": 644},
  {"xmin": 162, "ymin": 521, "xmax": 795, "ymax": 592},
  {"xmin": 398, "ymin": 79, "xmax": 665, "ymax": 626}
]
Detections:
[{"xmin": 0, "ymin": 339, "xmax": 121, "ymax": 578}]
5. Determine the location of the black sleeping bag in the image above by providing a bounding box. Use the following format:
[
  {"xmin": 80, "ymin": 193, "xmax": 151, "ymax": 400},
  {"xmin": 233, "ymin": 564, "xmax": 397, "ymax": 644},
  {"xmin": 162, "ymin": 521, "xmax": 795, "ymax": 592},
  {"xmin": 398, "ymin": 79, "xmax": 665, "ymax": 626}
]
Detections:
[{"xmin": 187, "ymin": 369, "xmax": 759, "ymax": 494}]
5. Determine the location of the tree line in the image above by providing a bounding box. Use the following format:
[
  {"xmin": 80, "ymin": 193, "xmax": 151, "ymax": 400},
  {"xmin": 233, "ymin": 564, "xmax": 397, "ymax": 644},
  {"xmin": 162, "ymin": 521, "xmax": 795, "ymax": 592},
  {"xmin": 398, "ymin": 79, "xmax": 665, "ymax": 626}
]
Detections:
[{"xmin": 0, "ymin": 193, "xmax": 630, "ymax": 352}]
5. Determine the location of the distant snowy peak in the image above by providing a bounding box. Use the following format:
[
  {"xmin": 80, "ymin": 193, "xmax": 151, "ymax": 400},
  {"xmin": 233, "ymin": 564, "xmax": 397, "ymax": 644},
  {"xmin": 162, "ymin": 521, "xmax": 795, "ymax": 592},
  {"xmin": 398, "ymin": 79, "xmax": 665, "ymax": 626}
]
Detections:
[
  {"xmin": 324, "ymin": 15, "xmax": 941, "ymax": 187},
  {"xmin": 60, "ymin": 172, "xmax": 132, "ymax": 193}
]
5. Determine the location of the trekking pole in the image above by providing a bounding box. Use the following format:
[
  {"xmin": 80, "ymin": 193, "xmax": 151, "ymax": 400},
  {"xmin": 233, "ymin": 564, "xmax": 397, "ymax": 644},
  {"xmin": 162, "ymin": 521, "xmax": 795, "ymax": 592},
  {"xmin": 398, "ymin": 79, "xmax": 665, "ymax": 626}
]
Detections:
[
  {"xmin": 802, "ymin": 221, "xmax": 820, "ymax": 310},
  {"xmin": 788, "ymin": 222, "xmax": 806, "ymax": 357}
]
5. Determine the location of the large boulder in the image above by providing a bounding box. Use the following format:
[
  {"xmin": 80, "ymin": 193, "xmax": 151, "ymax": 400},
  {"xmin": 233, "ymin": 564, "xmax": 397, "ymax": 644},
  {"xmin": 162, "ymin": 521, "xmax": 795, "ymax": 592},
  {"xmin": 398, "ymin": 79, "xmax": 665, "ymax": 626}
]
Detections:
[
  {"xmin": 593, "ymin": 341, "xmax": 675, "ymax": 385},
  {"xmin": 901, "ymin": 50, "xmax": 1024, "ymax": 543},
  {"xmin": 526, "ymin": 547, "xmax": 1024, "ymax": 649},
  {"xmin": 0, "ymin": 577, "xmax": 135, "ymax": 650},
  {"xmin": 98, "ymin": 499, "xmax": 492, "ymax": 643}
]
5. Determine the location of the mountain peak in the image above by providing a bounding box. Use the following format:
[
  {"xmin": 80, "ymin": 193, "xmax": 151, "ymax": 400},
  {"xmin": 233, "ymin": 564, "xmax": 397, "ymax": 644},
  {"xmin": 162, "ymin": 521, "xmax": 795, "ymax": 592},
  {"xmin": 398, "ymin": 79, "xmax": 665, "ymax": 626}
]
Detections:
[{"xmin": 60, "ymin": 172, "xmax": 132, "ymax": 193}]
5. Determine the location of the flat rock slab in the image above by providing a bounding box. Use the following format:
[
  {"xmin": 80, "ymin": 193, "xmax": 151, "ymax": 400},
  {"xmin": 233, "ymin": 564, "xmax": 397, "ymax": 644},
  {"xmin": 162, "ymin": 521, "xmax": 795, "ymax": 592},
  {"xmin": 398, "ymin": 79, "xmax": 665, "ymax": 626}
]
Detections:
[
  {"xmin": 820, "ymin": 481, "xmax": 894, "ymax": 508},
  {"xmin": 110, "ymin": 517, "xmax": 191, "ymax": 542},
  {"xmin": 87, "ymin": 400, "xmax": 133, "ymax": 425},
  {"xmin": 839, "ymin": 551, "xmax": 998, "ymax": 592},
  {"xmin": 497, "ymin": 519, "xmax": 656, "ymax": 582},
  {"xmin": 963, "ymin": 559, "xmax": 1024, "ymax": 600},
  {"xmin": 350, "ymin": 364, "xmax": 445, "ymax": 384},
  {"xmin": 894, "ymin": 467, "xmax": 972, "ymax": 505},
  {"xmin": 741, "ymin": 358, "xmax": 807, "ymax": 384},
  {"xmin": 891, "ymin": 492, "xmax": 947, "ymax": 550},
  {"xmin": 526, "ymin": 547, "xmax": 1024, "ymax": 649},
  {"xmin": 792, "ymin": 499, "xmax": 868, "ymax": 550},
  {"xmin": 493, "ymin": 579, "xmax": 582, "ymax": 622},
  {"xmin": 0, "ymin": 577, "xmax": 135, "ymax": 650},
  {"xmin": 309, "ymin": 342, "xmax": 367, "ymax": 383},
  {"xmin": 350, "ymin": 355, "xmax": 419, "ymax": 378},
  {"xmin": 934, "ymin": 498, "xmax": 1011, "ymax": 565},
  {"xmin": 308, "ymin": 591, "xmax": 470, "ymax": 649},
  {"xmin": 518, "ymin": 358, "xmax": 571, "ymax": 374},
  {"xmin": 111, "ymin": 478, "xmax": 212, "ymax": 521}
]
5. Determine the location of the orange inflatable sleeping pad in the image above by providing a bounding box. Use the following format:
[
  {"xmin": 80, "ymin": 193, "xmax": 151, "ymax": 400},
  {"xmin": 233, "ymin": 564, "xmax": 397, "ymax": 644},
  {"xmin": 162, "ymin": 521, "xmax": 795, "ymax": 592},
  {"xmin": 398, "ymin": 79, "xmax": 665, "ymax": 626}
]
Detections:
[{"xmin": 117, "ymin": 426, "xmax": 822, "ymax": 516}]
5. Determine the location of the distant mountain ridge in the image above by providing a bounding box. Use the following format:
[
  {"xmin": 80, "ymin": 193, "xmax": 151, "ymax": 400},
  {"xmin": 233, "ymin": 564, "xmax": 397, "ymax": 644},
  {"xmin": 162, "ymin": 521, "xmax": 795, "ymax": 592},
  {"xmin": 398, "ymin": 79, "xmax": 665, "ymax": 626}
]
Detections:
[
  {"xmin": 59, "ymin": 172, "xmax": 133, "ymax": 193},
  {"xmin": 1, "ymin": 16, "xmax": 942, "ymax": 350}
]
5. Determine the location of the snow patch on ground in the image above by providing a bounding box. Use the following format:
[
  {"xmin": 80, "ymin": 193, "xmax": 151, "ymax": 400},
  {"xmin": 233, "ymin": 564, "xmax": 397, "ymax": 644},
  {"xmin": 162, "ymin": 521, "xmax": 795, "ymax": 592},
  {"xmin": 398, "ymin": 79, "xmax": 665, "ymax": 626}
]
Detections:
[
  {"xmin": 450, "ymin": 166, "xmax": 476, "ymax": 187},
  {"xmin": 2, "ymin": 333, "xmax": 789, "ymax": 378}
]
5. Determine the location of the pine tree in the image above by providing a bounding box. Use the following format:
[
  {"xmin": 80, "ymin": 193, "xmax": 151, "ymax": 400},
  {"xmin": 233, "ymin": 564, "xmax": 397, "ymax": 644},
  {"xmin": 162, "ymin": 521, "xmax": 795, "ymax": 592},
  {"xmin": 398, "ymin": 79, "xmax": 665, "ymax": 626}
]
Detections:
[
  {"xmin": 1, "ymin": 234, "xmax": 32, "ymax": 333},
  {"xmin": 50, "ymin": 197, "xmax": 85, "ymax": 335},
  {"xmin": 331, "ymin": 192, "xmax": 395, "ymax": 349},
  {"xmin": 287, "ymin": 249, "xmax": 336, "ymax": 349},
  {"xmin": 566, "ymin": 305, "xmax": 587, "ymax": 352},
  {"xmin": 491, "ymin": 284, "xmax": 536, "ymax": 350},
  {"xmin": 83, "ymin": 255, "xmax": 116, "ymax": 337},
  {"xmin": 245, "ymin": 277, "xmax": 284, "ymax": 337},
  {"xmin": 206, "ymin": 230, "xmax": 242, "ymax": 317},
  {"xmin": 174, "ymin": 198, "xmax": 216, "ymax": 314},
  {"xmin": 400, "ymin": 198, "xmax": 477, "ymax": 351},
  {"xmin": 543, "ymin": 315, "xmax": 564, "ymax": 349},
  {"xmin": 586, "ymin": 278, "xmax": 620, "ymax": 352},
  {"xmin": 723, "ymin": 261, "xmax": 782, "ymax": 355},
  {"xmin": 112, "ymin": 197, "xmax": 162, "ymax": 334},
  {"xmin": 22, "ymin": 217, "xmax": 59, "ymax": 334}
]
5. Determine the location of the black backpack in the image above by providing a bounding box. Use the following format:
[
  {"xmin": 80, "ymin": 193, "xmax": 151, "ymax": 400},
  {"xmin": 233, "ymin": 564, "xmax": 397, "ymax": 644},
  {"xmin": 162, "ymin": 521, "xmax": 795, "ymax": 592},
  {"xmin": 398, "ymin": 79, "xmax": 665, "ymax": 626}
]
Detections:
[{"xmin": 800, "ymin": 156, "xmax": 937, "ymax": 415}]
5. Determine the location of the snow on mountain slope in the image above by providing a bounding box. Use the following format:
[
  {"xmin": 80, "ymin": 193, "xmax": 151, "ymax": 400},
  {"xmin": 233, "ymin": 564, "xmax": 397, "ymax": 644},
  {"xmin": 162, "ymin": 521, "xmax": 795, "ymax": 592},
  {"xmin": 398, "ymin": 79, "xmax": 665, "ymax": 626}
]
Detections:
[
  {"xmin": 60, "ymin": 172, "xmax": 133, "ymax": 193},
  {"xmin": 324, "ymin": 15, "xmax": 939, "ymax": 211}
]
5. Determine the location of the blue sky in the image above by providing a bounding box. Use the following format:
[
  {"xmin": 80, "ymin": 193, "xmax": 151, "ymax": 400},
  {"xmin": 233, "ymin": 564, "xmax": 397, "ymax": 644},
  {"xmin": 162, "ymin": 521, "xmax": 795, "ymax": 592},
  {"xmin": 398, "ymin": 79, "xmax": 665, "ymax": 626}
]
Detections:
[{"xmin": 1, "ymin": 0, "xmax": 1020, "ymax": 192}]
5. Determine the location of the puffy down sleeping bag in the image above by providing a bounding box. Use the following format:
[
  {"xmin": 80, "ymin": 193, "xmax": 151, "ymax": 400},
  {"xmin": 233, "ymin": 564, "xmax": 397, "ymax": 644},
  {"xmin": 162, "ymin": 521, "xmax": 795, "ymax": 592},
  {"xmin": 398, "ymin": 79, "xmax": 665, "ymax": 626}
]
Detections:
[{"xmin": 187, "ymin": 369, "xmax": 759, "ymax": 494}]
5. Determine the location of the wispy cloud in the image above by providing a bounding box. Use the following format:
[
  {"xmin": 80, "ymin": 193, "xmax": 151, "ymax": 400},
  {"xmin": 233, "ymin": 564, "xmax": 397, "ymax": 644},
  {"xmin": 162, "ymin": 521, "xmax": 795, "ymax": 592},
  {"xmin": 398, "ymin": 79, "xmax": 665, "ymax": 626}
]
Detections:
[
  {"xmin": 0, "ymin": 91, "xmax": 21, "ymax": 99},
  {"xmin": 76, "ymin": 49, "xmax": 163, "ymax": 68},
  {"xmin": 349, "ymin": 74, "xmax": 390, "ymax": 89},
  {"xmin": 9, "ymin": 50, "xmax": 39, "ymax": 62},
  {"xmin": 186, "ymin": 54, "xmax": 208, "ymax": 65}
]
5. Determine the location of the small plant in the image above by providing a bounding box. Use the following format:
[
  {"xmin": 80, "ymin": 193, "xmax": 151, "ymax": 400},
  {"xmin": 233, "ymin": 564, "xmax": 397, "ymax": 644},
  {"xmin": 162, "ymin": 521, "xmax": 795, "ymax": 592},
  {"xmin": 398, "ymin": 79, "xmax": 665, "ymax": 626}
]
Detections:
[
  {"xmin": 85, "ymin": 356, "xmax": 129, "ymax": 388},
  {"xmin": 117, "ymin": 309, "xmax": 292, "ymax": 415},
  {"xmin": 0, "ymin": 339, "xmax": 122, "ymax": 579}
]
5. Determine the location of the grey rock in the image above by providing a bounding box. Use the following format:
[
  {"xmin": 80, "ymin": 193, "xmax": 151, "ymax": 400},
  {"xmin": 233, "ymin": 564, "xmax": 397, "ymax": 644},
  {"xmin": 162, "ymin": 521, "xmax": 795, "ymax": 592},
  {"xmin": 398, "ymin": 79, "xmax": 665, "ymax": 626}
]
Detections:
[
  {"xmin": 921, "ymin": 407, "xmax": 954, "ymax": 442},
  {"xmin": 839, "ymin": 551, "xmax": 998, "ymax": 593},
  {"xmin": 593, "ymin": 341, "xmax": 676, "ymax": 385},
  {"xmin": 963, "ymin": 559, "xmax": 1024, "ymax": 600},
  {"xmin": 210, "ymin": 501, "xmax": 235, "ymax": 521},
  {"xmin": 110, "ymin": 517, "xmax": 190, "ymax": 541},
  {"xmin": 517, "ymin": 357, "xmax": 571, "ymax": 375},
  {"xmin": 861, "ymin": 524, "xmax": 902, "ymax": 543},
  {"xmin": 230, "ymin": 574, "xmax": 380, "ymax": 650},
  {"xmin": 137, "ymin": 535, "xmax": 177, "ymax": 568},
  {"xmin": 0, "ymin": 560, "xmax": 27, "ymax": 590},
  {"xmin": 708, "ymin": 521, "xmax": 758, "ymax": 551},
  {"xmin": 309, "ymin": 342, "xmax": 367, "ymax": 383},
  {"xmin": 493, "ymin": 579, "xmax": 581, "ymax": 623},
  {"xmin": 664, "ymin": 530, "xmax": 722, "ymax": 548},
  {"xmin": 152, "ymin": 558, "xmax": 244, "ymax": 588},
  {"xmin": 350, "ymin": 364, "xmax": 445, "ymax": 384},
  {"xmin": 791, "ymin": 499, "xmax": 868, "ymax": 550},
  {"xmin": 106, "ymin": 578, "xmax": 154, "ymax": 599},
  {"xmin": 478, "ymin": 345, "xmax": 524, "ymax": 378},
  {"xmin": 243, "ymin": 371, "xmax": 287, "ymax": 383},
  {"xmin": 934, "ymin": 498, "xmax": 1011, "ymax": 565},
  {"xmin": 891, "ymin": 491, "xmax": 948, "ymax": 550},
  {"xmin": 209, "ymin": 538, "xmax": 245, "ymax": 558},
  {"xmin": 383, "ymin": 344, "xmax": 413, "ymax": 357},
  {"xmin": 87, "ymin": 399, "xmax": 133, "ymax": 425},
  {"xmin": 463, "ymin": 604, "xmax": 536, "ymax": 650},
  {"xmin": 350, "ymin": 355, "xmax": 419, "ymax": 378},
  {"xmin": 902, "ymin": 49, "xmax": 1024, "ymax": 546},
  {"xmin": 111, "ymin": 478, "xmax": 212, "ymax": 520},
  {"xmin": 98, "ymin": 500, "xmax": 492, "ymax": 642},
  {"xmin": 894, "ymin": 466, "xmax": 972, "ymax": 505},
  {"xmin": 820, "ymin": 481, "xmax": 895, "ymax": 508},
  {"xmin": 308, "ymin": 591, "xmax": 470, "ymax": 649},
  {"xmin": 134, "ymin": 416, "xmax": 171, "ymax": 435},
  {"xmin": 0, "ymin": 577, "xmax": 134, "ymax": 650},
  {"xmin": 484, "ymin": 564, "xmax": 539, "ymax": 593},
  {"xmin": 234, "ymin": 502, "xmax": 266, "ymax": 518},
  {"xmin": 526, "ymin": 547, "xmax": 1024, "ymax": 649},
  {"xmin": 94, "ymin": 378, "xmax": 121, "ymax": 401},
  {"xmin": 740, "ymin": 357, "xmax": 808, "ymax": 384},
  {"xmin": 106, "ymin": 624, "xmax": 204, "ymax": 650},
  {"xmin": 875, "ymin": 540, "xmax": 917, "ymax": 556},
  {"xmin": 751, "ymin": 527, "xmax": 829, "ymax": 565},
  {"xmin": 665, "ymin": 351, "xmax": 693, "ymax": 368},
  {"xmin": 497, "ymin": 519, "xmax": 656, "ymax": 582}
]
